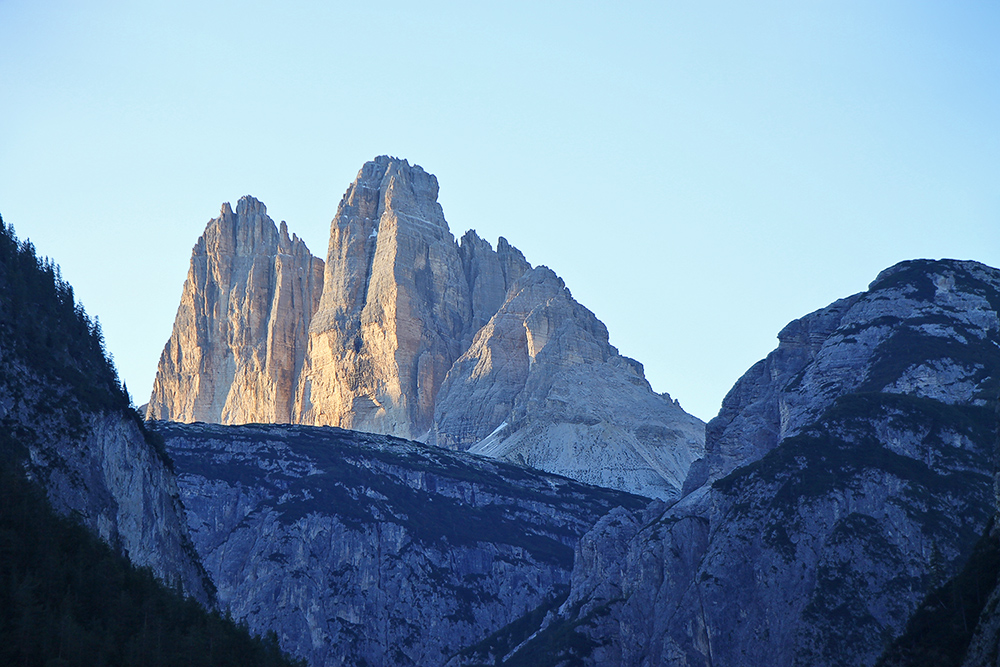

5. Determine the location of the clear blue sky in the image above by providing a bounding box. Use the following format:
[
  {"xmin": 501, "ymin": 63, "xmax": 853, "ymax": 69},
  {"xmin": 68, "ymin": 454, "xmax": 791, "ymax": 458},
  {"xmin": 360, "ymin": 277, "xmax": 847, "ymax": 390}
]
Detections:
[{"xmin": 1, "ymin": 1, "xmax": 997, "ymax": 422}]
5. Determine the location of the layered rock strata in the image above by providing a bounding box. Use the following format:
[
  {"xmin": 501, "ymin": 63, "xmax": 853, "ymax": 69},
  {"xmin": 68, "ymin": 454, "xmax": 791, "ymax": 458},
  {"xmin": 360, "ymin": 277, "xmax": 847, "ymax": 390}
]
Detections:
[
  {"xmin": 149, "ymin": 157, "xmax": 704, "ymax": 499},
  {"xmin": 483, "ymin": 259, "xmax": 1000, "ymax": 667},
  {"xmin": 147, "ymin": 197, "xmax": 324, "ymax": 424},
  {"xmin": 154, "ymin": 420, "xmax": 645, "ymax": 667}
]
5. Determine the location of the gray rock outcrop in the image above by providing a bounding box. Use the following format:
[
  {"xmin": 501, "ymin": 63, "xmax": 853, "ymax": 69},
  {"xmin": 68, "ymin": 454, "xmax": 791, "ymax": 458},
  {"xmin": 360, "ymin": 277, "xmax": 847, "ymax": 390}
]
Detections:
[
  {"xmin": 147, "ymin": 196, "xmax": 324, "ymax": 424},
  {"xmin": 682, "ymin": 293, "xmax": 861, "ymax": 494},
  {"xmin": 490, "ymin": 259, "xmax": 1000, "ymax": 667},
  {"xmin": 295, "ymin": 157, "xmax": 477, "ymax": 439},
  {"xmin": 148, "ymin": 157, "xmax": 705, "ymax": 499},
  {"xmin": 154, "ymin": 420, "xmax": 645, "ymax": 667},
  {"xmin": 436, "ymin": 265, "xmax": 705, "ymax": 501},
  {"xmin": 21, "ymin": 404, "xmax": 212, "ymax": 602}
]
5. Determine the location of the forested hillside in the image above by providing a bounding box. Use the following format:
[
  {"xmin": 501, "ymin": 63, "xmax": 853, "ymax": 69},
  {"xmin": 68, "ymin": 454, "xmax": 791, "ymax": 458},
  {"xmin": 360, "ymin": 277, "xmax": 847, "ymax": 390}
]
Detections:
[{"xmin": 0, "ymin": 215, "xmax": 304, "ymax": 667}]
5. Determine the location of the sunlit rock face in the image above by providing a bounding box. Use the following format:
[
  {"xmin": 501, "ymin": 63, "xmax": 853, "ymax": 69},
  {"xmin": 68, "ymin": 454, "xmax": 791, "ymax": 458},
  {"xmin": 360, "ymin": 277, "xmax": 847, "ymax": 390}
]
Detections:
[
  {"xmin": 155, "ymin": 420, "xmax": 645, "ymax": 667},
  {"xmin": 148, "ymin": 156, "xmax": 705, "ymax": 499},
  {"xmin": 295, "ymin": 157, "xmax": 482, "ymax": 439},
  {"xmin": 487, "ymin": 259, "xmax": 1000, "ymax": 667},
  {"xmin": 147, "ymin": 196, "xmax": 324, "ymax": 424},
  {"xmin": 435, "ymin": 265, "xmax": 705, "ymax": 502}
]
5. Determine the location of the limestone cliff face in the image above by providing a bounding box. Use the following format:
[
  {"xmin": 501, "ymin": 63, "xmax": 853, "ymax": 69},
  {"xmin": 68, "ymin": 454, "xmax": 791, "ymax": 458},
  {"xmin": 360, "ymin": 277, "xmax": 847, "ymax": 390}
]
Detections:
[
  {"xmin": 293, "ymin": 158, "xmax": 535, "ymax": 441},
  {"xmin": 148, "ymin": 157, "xmax": 705, "ymax": 499},
  {"xmin": 489, "ymin": 259, "xmax": 1000, "ymax": 667},
  {"xmin": 457, "ymin": 231, "xmax": 532, "ymax": 342},
  {"xmin": 436, "ymin": 266, "xmax": 705, "ymax": 501},
  {"xmin": 147, "ymin": 196, "xmax": 324, "ymax": 424},
  {"xmin": 296, "ymin": 157, "xmax": 475, "ymax": 439},
  {"xmin": 22, "ymin": 406, "xmax": 212, "ymax": 602},
  {"xmin": 0, "ymin": 361, "xmax": 211, "ymax": 602}
]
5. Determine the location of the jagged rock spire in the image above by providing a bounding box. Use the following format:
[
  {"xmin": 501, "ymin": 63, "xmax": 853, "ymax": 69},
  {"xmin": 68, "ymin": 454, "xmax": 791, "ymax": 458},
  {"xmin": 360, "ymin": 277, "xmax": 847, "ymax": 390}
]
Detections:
[
  {"xmin": 149, "ymin": 159, "xmax": 706, "ymax": 499},
  {"xmin": 295, "ymin": 157, "xmax": 477, "ymax": 438},
  {"xmin": 146, "ymin": 196, "xmax": 324, "ymax": 423}
]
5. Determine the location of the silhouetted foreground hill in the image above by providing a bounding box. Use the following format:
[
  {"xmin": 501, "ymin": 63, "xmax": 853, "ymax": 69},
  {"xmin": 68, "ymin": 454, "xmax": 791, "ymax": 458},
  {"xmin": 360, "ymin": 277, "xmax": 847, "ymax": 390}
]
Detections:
[{"xmin": 0, "ymin": 462, "xmax": 303, "ymax": 667}]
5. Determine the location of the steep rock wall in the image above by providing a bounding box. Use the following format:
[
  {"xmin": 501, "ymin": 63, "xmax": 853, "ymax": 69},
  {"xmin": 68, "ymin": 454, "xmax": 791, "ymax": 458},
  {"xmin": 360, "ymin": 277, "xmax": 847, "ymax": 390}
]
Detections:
[
  {"xmin": 296, "ymin": 157, "xmax": 476, "ymax": 438},
  {"xmin": 147, "ymin": 196, "xmax": 324, "ymax": 424}
]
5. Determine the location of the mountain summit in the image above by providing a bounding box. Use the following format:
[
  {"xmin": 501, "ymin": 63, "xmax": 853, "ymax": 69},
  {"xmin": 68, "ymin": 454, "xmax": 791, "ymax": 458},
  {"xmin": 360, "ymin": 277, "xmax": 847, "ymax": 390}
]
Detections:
[
  {"xmin": 298, "ymin": 156, "xmax": 526, "ymax": 439},
  {"xmin": 147, "ymin": 157, "xmax": 704, "ymax": 500},
  {"xmin": 146, "ymin": 196, "xmax": 324, "ymax": 424}
]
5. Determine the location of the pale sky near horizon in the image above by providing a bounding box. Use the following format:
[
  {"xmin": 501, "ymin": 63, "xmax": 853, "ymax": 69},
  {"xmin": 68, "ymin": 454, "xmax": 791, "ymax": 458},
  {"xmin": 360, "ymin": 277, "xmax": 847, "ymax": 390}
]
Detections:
[{"xmin": 1, "ymin": 1, "xmax": 997, "ymax": 422}]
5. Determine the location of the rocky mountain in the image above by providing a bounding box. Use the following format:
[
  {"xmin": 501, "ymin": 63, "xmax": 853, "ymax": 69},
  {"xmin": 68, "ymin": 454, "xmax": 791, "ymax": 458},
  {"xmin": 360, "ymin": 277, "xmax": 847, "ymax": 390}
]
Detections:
[
  {"xmin": 296, "ymin": 157, "xmax": 513, "ymax": 439},
  {"xmin": 147, "ymin": 197, "xmax": 324, "ymax": 424},
  {"xmin": 148, "ymin": 156, "xmax": 703, "ymax": 500},
  {"xmin": 480, "ymin": 259, "xmax": 999, "ymax": 666},
  {"xmin": 9, "ymin": 191, "xmax": 1000, "ymax": 667},
  {"xmin": 152, "ymin": 419, "xmax": 646, "ymax": 667},
  {"xmin": 440, "ymin": 265, "xmax": 704, "ymax": 501}
]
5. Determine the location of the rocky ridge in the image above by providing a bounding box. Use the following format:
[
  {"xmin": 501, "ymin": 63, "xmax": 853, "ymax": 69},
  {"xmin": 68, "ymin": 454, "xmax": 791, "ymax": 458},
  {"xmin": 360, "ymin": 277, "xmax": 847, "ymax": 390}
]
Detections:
[
  {"xmin": 148, "ymin": 156, "xmax": 704, "ymax": 500},
  {"xmin": 440, "ymin": 265, "xmax": 704, "ymax": 501},
  {"xmin": 482, "ymin": 259, "xmax": 1000, "ymax": 667},
  {"xmin": 154, "ymin": 419, "xmax": 646, "ymax": 667}
]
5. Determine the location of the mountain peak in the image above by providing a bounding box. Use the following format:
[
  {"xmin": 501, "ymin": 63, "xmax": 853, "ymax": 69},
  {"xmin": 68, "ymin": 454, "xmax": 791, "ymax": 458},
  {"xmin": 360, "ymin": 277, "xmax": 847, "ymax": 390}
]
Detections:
[
  {"xmin": 150, "ymin": 157, "xmax": 705, "ymax": 499},
  {"xmin": 147, "ymin": 196, "xmax": 324, "ymax": 423},
  {"xmin": 235, "ymin": 195, "xmax": 266, "ymax": 218}
]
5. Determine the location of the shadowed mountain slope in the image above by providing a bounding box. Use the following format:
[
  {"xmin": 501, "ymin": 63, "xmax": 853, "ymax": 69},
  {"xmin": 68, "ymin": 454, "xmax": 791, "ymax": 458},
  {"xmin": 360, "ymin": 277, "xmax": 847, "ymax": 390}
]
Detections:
[
  {"xmin": 0, "ymin": 217, "xmax": 209, "ymax": 600},
  {"xmin": 479, "ymin": 259, "xmax": 1000, "ymax": 667},
  {"xmin": 154, "ymin": 420, "xmax": 646, "ymax": 667},
  {"xmin": 0, "ymin": 215, "xmax": 302, "ymax": 667}
]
